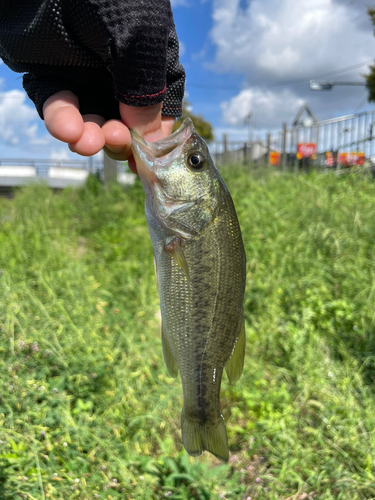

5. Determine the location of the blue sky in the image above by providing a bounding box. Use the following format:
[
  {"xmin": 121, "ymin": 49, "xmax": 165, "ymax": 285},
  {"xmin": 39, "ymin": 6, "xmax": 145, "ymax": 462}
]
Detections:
[
  {"xmin": 173, "ymin": 0, "xmax": 244, "ymax": 133},
  {"xmin": 1, "ymin": 0, "xmax": 375, "ymax": 160}
]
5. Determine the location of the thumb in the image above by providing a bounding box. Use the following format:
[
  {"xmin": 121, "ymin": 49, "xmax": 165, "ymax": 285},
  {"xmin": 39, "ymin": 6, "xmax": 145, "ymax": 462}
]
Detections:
[{"xmin": 119, "ymin": 102, "xmax": 163, "ymax": 143}]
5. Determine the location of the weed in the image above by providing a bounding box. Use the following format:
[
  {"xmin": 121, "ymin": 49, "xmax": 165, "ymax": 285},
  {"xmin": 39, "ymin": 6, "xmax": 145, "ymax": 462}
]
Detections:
[{"xmin": 1, "ymin": 170, "xmax": 375, "ymax": 499}]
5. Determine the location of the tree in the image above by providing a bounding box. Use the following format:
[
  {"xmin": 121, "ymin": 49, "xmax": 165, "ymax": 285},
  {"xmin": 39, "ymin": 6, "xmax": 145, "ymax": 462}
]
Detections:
[
  {"xmin": 365, "ymin": 7, "xmax": 375, "ymax": 102},
  {"xmin": 173, "ymin": 101, "xmax": 214, "ymax": 141}
]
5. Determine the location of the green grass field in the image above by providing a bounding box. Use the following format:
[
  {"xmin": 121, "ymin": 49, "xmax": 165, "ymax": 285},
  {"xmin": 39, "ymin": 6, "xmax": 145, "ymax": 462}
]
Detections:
[{"xmin": 1, "ymin": 168, "xmax": 375, "ymax": 500}]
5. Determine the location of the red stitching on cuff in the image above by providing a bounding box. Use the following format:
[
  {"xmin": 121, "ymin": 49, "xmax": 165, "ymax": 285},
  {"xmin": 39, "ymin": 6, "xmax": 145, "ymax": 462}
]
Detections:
[{"xmin": 121, "ymin": 85, "xmax": 167, "ymax": 99}]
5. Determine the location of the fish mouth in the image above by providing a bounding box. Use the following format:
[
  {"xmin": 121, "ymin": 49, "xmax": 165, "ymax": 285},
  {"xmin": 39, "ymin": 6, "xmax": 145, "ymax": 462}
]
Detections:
[
  {"xmin": 130, "ymin": 118, "xmax": 197, "ymax": 238},
  {"xmin": 130, "ymin": 117, "xmax": 195, "ymax": 185},
  {"xmin": 130, "ymin": 117, "xmax": 194, "ymax": 162}
]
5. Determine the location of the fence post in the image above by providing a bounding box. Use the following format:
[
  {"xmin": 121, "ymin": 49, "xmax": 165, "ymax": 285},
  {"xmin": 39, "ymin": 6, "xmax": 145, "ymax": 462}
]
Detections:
[
  {"xmin": 282, "ymin": 122, "xmax": 287, "ymax": 172},
  {"xmin": 103, "ymin": 152, "xmax": 118, "ymax": 184},
  {"xmin": 223, "ymin": 134, "xmax": 228, "ymax": 165},
  {"xmin": 267, "ymin": 133, "xmax": 271, "ymax": 166},
  {"xmin": 243, "ymin": 143, "xmax": 247, "ymax": 165},
  {"xmin": 337, "ymin": 122, "xmax": 341, "ymax": 171},
  {"xmin": 294, "ymin": 127, "xmax": 299, "ymax": 173},
  {"xmin": 290, "ymin": 126, "xmax": 294, "ymax": 159}
]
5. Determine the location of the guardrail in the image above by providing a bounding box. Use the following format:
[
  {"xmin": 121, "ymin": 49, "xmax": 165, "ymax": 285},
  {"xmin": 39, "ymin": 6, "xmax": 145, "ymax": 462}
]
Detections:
[
  {"xmin": 0, "ymin": 158, "xmax": 136, "ymax": 193},
  {"xmin": 0, "ymin": 158, "xmax": 102, "ymax": 177}
]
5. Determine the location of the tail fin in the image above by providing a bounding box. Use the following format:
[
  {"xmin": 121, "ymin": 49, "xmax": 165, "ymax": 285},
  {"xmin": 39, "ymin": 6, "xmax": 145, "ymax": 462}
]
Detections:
[{"xmin": 181, "ymin": 412, "xmax": 229, "ymax": 462}]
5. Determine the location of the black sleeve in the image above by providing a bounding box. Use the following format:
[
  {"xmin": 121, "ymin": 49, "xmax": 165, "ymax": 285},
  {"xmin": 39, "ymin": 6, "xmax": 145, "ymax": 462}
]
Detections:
[
  {"xmin": 0, "ymin": 0, "xmax": 185, "ymax": 120},
  {"xmin": 162, "ymin": 20, "xmax": 185, "ymax": 118}
]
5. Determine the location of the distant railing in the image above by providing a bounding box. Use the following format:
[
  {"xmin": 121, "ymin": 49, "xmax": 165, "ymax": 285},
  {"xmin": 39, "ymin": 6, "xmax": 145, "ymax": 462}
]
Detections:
[
  {"xmin": 0, "ymin": 158, "xmax": 103, "ymax": 178},
  {"xmin": 208, "ymin": 109, "xmax": 375, "ymax": 170},
  {"xmin": 0, "ymin": 158, "xmax": 137, "ymax": 192},
  {"xmin": 209, "ymin": 141, "xmax": 270, "ymax": 167},
  {"xmin": 3, "ymin": 108, "xmax": 375, "ymax": 180}
]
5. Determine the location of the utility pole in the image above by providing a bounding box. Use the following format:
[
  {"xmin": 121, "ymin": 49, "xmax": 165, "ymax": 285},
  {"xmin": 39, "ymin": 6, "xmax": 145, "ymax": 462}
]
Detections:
[{"xmin": 247, "ymin": 113, "xmax": 254, "ymax": 145}]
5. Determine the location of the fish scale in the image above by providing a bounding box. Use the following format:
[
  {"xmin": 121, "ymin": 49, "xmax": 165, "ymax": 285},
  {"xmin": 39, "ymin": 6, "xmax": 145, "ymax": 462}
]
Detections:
[{"xmin": 131, "ymin": 118, "xmax": 246, "ymax": 461}]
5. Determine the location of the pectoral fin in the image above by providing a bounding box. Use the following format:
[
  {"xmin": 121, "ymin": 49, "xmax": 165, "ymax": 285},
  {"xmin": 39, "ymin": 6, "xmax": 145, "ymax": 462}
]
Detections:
[
  {"xmin": 162, "ymin": 325, "xmax": 178, "ymax": 378},
  {"xmin": 225, "ymin": 320, "xmax": 246, "ymax": 385},
  {"xmin": 164, "ymin": 237, "xmax": 189, "ymax": 280}
]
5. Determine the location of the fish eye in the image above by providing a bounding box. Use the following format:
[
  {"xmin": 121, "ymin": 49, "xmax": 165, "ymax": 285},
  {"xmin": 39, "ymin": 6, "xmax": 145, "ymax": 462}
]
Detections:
[{"xmin": 187, "ymin": 152, "xmax": 206, "ymax": 171}]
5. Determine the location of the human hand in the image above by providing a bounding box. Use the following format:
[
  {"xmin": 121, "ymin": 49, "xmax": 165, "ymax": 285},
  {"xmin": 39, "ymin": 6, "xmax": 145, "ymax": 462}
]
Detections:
[{"xmin": 43, "ymin": 91, "xmax": 175, "ymax": 173}]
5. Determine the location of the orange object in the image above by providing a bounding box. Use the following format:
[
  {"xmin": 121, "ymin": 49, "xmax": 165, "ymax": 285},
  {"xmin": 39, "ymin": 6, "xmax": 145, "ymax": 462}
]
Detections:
[
  {"xmin": 325, "ymin": 151, "xmax": 335, "ymax": 167},
  {"xmin": 339, "ymin": 152, "xmax": 365, "ymax": 166},
  {"xmin": 269, "ymin": 151, "xmax": 281, "ymax": 166},
  {"xmin": 297, "ymin": 143, "xmax": 317, "ymax": 158}
]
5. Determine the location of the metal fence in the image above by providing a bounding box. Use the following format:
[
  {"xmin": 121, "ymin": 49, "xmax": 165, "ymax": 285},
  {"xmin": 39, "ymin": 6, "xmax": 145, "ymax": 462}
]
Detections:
[{"xmin": 209, "ymin": 109, "xmax": 375, "ymax": 171}]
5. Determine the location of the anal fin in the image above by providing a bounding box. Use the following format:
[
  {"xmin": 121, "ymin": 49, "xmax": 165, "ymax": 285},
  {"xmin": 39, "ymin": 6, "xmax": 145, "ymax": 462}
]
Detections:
[
  {"xmin": 225, "ymin": 319, "xmax": 246, "ymax": 385},
  {"xmin": 162, "ymin": 324, "xmax": 178, "ymax": 378}
]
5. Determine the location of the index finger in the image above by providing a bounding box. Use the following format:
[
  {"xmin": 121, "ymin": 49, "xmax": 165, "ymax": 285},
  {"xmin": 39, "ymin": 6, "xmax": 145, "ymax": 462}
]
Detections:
[{"xmin": 43, "ymin": 91, "xmax": 84, "ymax": 144}]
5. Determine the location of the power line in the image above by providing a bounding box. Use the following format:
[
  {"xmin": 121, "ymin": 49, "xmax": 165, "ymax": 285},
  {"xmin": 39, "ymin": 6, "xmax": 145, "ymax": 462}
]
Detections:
[
  {"xmin": 310, "ymin": 58, "xmax": 374, "ymax": 78},
  {"xmin": 188, "ymin": 58, "xmax": 374, "ymax": 91},
  {"xmin": 270, "ymin": 58, "xmax": 373, "ymax": 87},
  {"xmin": 353, "ymin": 94, "xmax": 368, "ymax": 113}
]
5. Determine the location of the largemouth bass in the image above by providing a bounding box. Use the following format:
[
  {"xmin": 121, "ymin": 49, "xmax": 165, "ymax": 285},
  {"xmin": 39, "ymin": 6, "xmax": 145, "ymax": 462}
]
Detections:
[{"xmin": 131, "ymin": 118, "xmax": 246, "ymax": 462}]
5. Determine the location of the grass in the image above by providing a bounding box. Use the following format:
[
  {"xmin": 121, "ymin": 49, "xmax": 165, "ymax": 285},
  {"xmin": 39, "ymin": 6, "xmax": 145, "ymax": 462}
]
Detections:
[{"xmin": 1, "ymin": 168, "xmax": 375, "ymax": 499}]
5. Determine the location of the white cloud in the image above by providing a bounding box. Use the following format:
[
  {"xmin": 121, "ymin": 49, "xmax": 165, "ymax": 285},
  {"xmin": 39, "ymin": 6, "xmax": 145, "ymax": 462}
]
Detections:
[
  {"xmin": 0, "ymin": 90, "xmax": 39, "ymax": 146},
  {"xmin": 179, "ymin": 40, "xmax": 186, "ymax": 57},
  {"xmin": 210, "ymin": 0, "xmax": 375, "ymax": 81},
  {"xmin": 25, "ymin": 123, "xmax": 50, "ymax": 145},
  {"xmin": 221, "ymin": 88, "xmax": 304, "ymax": 128},
  {"xmin": 210, "ymin": 0, "xmax": 375, "ymax": 129},
  {"xmin": 50, "ymin": 148, "xmax": 71, "ymax": 161},
  {"xmin": 213, "ymin": 125, "xmax": 249, "ymax": 142}
]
